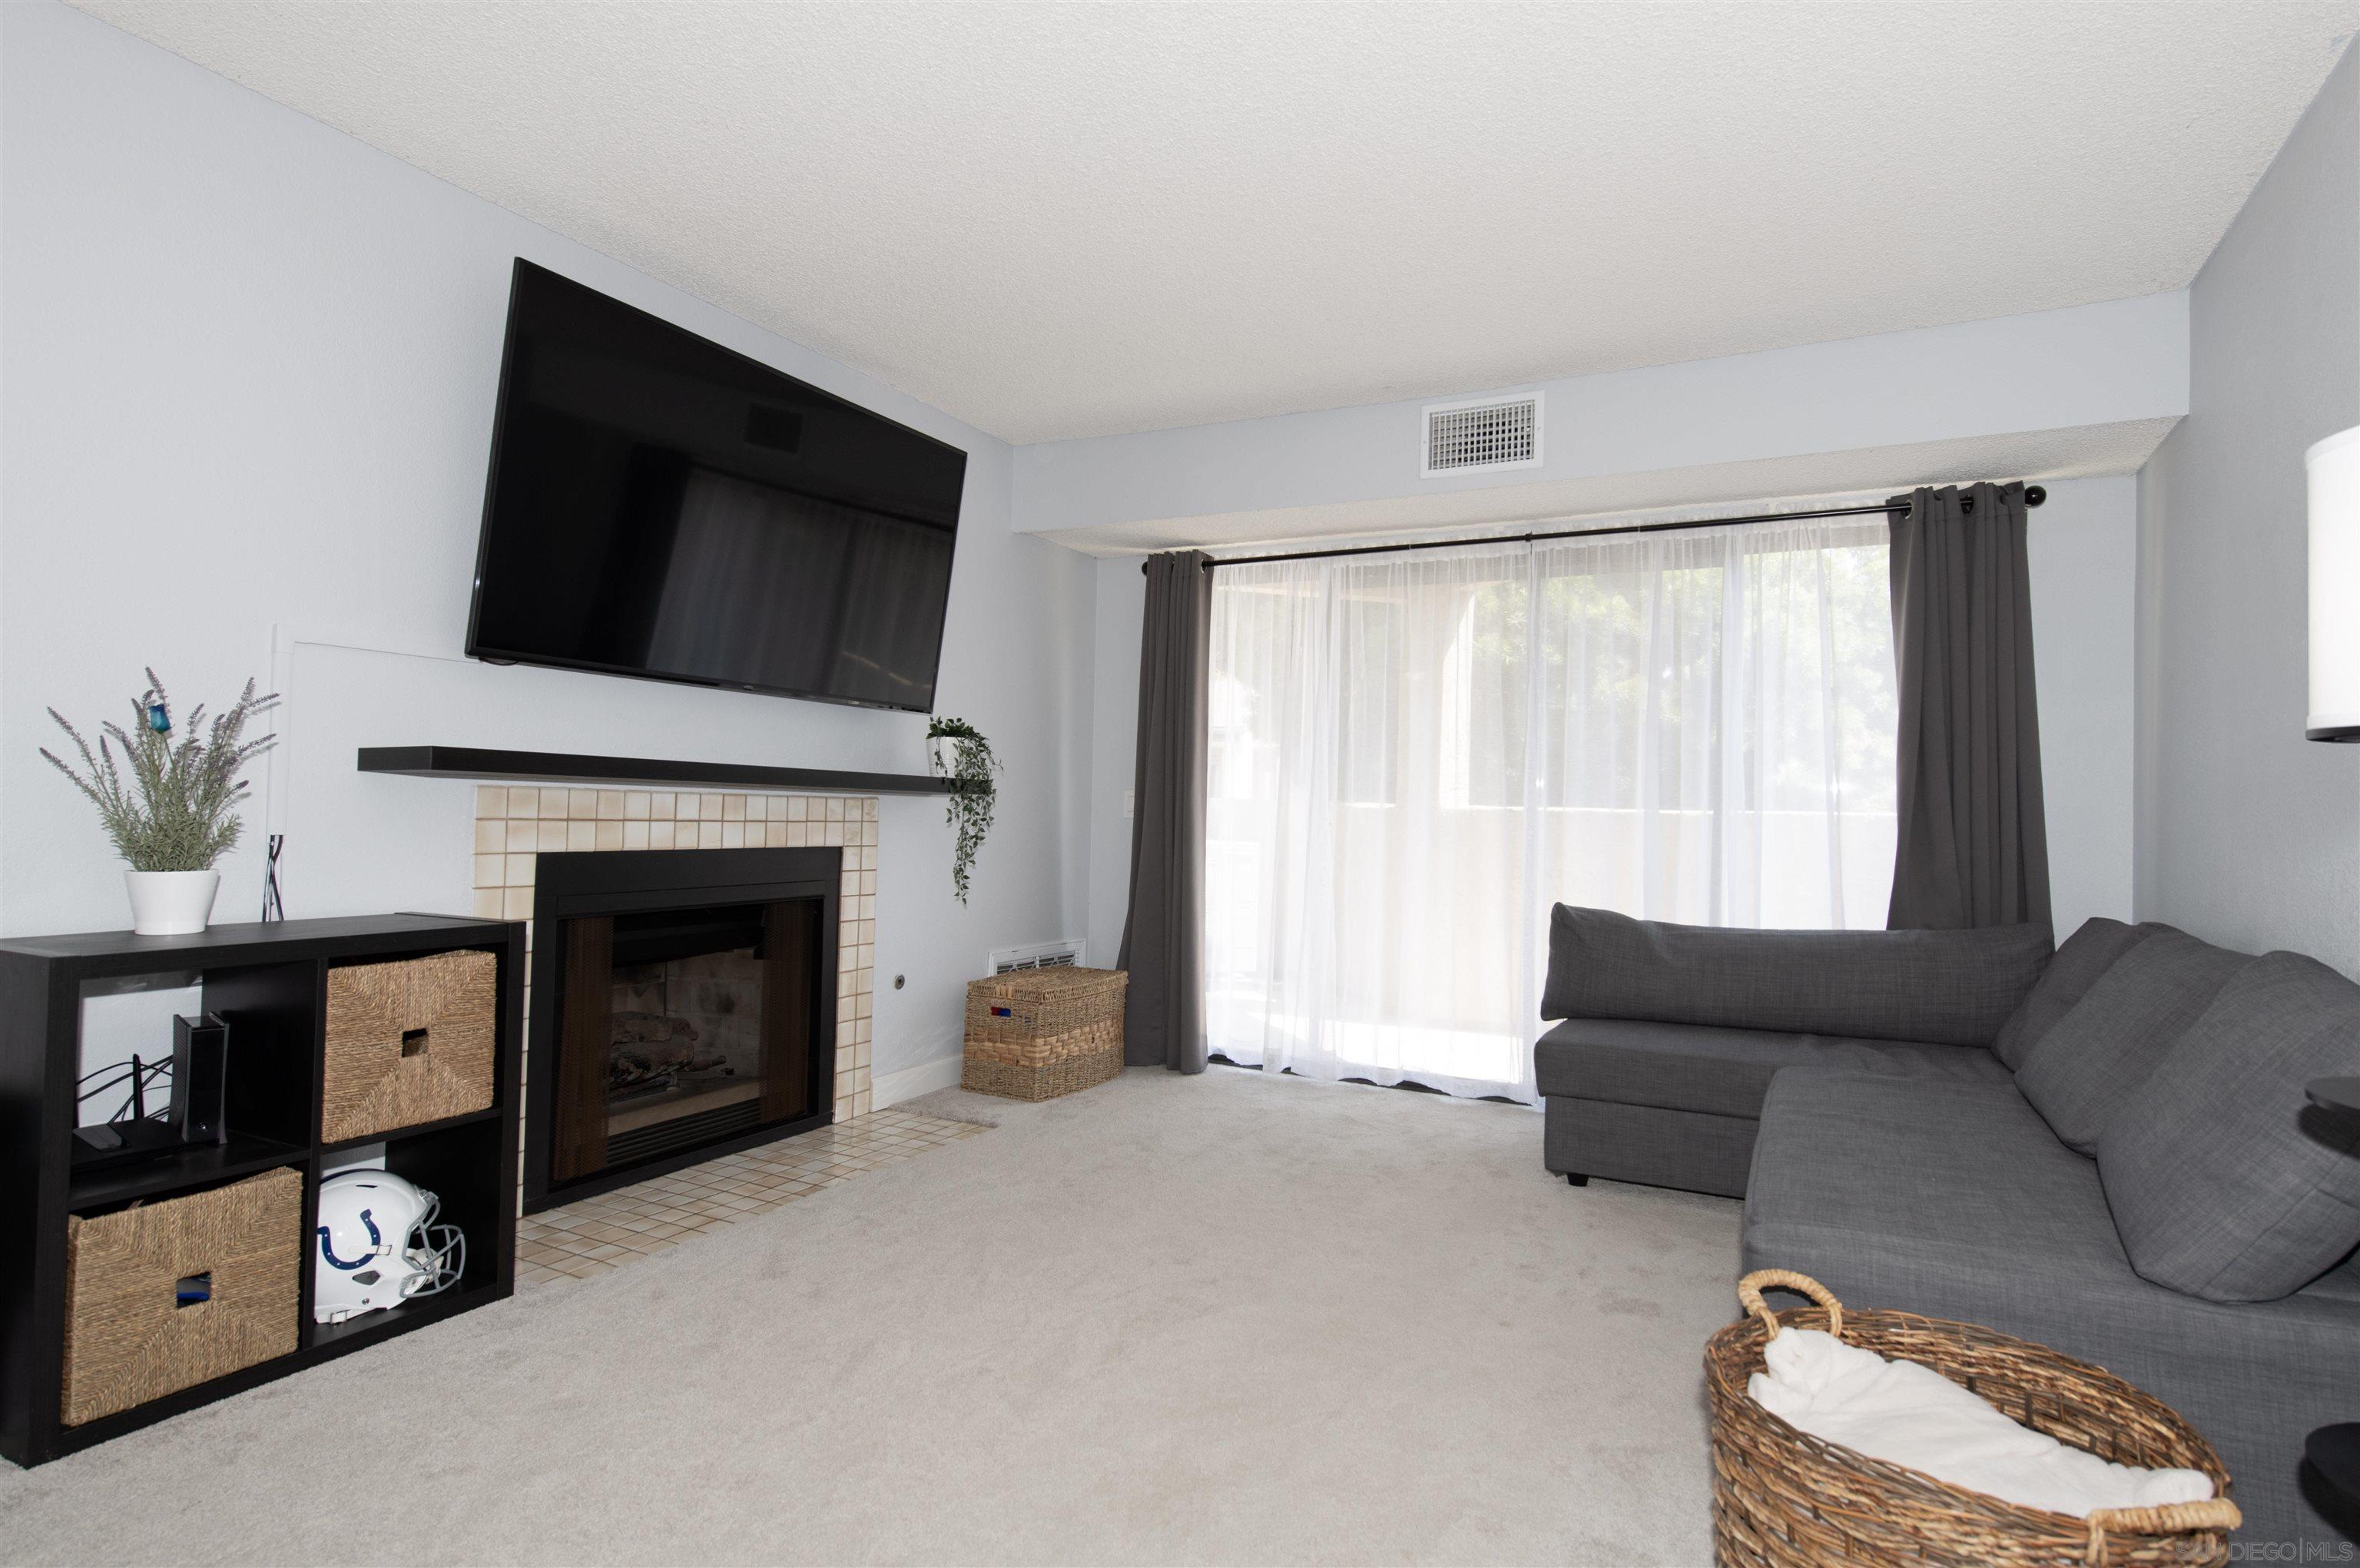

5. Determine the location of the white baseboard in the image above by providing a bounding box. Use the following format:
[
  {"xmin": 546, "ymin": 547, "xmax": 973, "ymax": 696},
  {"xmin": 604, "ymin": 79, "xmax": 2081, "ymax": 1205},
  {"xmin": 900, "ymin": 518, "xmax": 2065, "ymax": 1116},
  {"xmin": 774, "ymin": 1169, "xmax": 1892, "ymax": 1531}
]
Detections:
[{"xmin": 870, "ymin": 1054, "xmax": 962, "ymax": 1109}]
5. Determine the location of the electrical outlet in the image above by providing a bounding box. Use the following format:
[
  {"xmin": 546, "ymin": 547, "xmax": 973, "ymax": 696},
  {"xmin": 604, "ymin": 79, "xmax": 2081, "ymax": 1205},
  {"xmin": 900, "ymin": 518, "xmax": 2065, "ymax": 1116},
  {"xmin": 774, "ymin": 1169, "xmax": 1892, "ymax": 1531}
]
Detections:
[{"xmin": 1123, "ymin": 789, "xmax": 1134, "ymax": 820}]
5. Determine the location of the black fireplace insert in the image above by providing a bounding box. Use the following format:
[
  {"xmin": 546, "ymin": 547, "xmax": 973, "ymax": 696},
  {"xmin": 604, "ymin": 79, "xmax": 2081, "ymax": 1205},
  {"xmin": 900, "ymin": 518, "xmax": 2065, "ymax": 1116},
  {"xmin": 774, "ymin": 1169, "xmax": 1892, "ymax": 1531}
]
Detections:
[{"xmin": 523, "ymin": 847, "xmax": 839, "ymax": 1212}]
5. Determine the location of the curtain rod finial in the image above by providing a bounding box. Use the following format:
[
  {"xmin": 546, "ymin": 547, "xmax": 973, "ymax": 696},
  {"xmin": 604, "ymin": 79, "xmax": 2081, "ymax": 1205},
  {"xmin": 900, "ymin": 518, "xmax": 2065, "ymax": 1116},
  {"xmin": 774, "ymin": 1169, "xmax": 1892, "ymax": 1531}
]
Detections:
[{"xmin": 2025, "ymin": 485, "xmax": 2047, "ymax": 507}]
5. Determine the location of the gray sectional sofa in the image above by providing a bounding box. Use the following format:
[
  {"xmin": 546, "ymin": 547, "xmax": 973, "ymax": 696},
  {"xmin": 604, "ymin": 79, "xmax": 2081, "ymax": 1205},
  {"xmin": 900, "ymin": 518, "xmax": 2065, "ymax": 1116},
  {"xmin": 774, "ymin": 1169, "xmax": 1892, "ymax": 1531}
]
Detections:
[{"xmin": 1534, "ymin": 905, "xmax": 2360, "ymax": 1550}]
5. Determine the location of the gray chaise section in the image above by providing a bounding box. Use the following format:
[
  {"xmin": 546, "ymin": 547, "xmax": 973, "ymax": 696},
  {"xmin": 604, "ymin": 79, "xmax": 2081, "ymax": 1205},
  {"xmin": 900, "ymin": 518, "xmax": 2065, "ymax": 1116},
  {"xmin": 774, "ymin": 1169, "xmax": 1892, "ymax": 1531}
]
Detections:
[
  {"xmin": 1535, "ymin": 907, "xmax": 2048, "ymax": 1195},
  {"xmin": 1535, "ymin": 1016, "xmax": 2012, "ymax": 1196}
]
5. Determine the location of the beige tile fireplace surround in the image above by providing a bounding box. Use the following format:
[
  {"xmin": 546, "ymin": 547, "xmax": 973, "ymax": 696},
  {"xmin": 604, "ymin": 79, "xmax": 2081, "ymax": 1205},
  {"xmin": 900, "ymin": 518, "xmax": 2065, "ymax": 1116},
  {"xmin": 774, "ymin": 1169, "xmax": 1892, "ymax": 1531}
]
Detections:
[{"xmin": 465, "ymin": 785, "xmax": 880, "ymax": 1209}]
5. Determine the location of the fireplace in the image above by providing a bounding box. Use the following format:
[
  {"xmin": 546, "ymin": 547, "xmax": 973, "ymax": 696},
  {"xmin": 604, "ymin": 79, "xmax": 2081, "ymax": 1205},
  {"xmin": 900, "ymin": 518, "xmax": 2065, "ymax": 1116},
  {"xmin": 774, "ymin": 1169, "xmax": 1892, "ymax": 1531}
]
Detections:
[{"xmin": 522, "ymin": 847, "xmax": 839, "ymax": 1209}]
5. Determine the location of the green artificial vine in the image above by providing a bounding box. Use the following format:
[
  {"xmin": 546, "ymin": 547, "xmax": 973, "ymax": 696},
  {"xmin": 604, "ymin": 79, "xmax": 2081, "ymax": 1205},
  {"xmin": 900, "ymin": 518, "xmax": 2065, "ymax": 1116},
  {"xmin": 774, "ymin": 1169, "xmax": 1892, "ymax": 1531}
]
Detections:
[
  {"xmin": 927, "ymin": 715, "xmax": 1000, "ymax": 904},
  {"xmin": 41, "ymin": 670, "xmax": 278, "ymax": 872}
]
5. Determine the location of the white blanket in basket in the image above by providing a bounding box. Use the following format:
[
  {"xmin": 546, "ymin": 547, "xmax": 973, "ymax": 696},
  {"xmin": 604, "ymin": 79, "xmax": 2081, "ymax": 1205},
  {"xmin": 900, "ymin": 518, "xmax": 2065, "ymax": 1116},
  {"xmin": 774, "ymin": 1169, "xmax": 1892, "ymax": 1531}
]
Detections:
[{"xmin": 1747, "ymin": 1327, "xmax": 2214, "ymax": 1519}]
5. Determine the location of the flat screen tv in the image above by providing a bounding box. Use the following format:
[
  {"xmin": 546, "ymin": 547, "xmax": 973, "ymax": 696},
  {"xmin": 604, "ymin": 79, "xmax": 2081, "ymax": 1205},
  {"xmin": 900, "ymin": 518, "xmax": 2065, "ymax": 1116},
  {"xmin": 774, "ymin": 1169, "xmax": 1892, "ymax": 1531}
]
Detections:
[{"xmin": 466, "ymin": 259, "xmax": 966, "ymax": 711}]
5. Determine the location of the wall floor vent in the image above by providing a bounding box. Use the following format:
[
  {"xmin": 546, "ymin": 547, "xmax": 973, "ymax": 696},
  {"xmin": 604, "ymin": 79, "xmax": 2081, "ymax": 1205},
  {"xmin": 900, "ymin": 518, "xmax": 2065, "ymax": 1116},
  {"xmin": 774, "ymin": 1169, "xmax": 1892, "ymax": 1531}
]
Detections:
[{"xmin": 987, "ymin": 939, "xmax": 1086, "ymax": 978}]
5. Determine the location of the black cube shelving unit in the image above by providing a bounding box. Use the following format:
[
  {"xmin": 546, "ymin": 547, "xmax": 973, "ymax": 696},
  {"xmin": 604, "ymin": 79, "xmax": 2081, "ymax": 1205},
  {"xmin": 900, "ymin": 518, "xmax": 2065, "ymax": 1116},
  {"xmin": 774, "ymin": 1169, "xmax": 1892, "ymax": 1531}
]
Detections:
[{"xmin": 0, "ymin": 913, "xmax": 524, "ymax": 1467}]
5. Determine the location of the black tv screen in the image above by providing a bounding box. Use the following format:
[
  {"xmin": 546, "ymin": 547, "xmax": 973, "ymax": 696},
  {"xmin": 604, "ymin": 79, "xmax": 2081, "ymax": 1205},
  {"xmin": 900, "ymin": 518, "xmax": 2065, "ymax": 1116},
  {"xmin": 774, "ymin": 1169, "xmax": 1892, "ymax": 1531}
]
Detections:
[{"xmin": 466, "ymin": 259, "xmax": 966, "ymax": 711}]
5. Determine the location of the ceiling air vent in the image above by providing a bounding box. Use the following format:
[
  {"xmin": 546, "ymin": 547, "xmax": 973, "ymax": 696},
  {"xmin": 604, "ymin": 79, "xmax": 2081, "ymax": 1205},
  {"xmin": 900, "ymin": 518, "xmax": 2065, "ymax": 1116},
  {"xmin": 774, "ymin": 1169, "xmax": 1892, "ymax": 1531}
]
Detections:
[{"xmin": 1421, "ymin": 393, "xmax": 1543, "ymax": 478}]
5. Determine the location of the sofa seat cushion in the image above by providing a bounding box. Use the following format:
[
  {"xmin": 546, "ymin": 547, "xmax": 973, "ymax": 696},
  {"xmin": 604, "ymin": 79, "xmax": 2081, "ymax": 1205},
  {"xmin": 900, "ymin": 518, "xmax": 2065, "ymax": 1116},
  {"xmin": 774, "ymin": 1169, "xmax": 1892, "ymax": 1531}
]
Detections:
[
  {"xmin": 2014, "ymin": 928, "xmax": 2252, "ymax": 1155},
  {"xmin": 1990, "ymin": 917, "xmax": 2163, "ymax": 1070},
  {"xmin": 1534, "ymin": 1018, "xmax": 2008, "ymax": 1119},
  {"xmin": 1745, "ymin": 1068, "xmax": 2122, "ymax": 1282},
  {"xmin": 1745, "ymin": 1067, "xmax": 2360, "ymax": 1549},
  {"xmin": 2100, "ymin": 952, "xmax": 2360, "ymax": 1302},
  {"xmin": 1540, "ymin": 904, "xmax": 2053, "ymax": 1047}
]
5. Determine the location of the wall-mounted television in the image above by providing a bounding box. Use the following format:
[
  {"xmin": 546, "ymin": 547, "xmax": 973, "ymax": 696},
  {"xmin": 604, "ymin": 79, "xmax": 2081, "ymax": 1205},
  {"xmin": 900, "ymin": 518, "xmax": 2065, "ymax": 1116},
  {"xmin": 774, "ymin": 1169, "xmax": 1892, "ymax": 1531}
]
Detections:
[{"xmin": 466, "ymin": 259, "xmax": 966, "ymax": 712}]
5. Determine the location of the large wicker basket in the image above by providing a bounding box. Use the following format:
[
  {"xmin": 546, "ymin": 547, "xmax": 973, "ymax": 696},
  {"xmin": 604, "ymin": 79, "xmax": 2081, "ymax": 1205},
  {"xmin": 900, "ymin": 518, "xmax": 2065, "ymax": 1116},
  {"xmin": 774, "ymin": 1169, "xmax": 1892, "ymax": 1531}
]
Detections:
[
  {"xmin": 322, "ymin": 949, "xmax": 497, "ymax": 1142},
  {"xmin": 61, "ymin": 1167, "xmax": 303, "ymax": 1426},
  {"xmin": 1707, "ymin": 1270, "xmax": 2240, "ymax": 1567},
  {"xmin": 962, "ymin": 966, "xmax": 1127, "ymax": 1101}
]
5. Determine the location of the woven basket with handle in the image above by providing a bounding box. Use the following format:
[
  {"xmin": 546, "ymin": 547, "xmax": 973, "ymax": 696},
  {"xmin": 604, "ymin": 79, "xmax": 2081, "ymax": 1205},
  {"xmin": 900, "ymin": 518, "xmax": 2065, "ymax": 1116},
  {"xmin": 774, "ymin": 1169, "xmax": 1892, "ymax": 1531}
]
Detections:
[{"xmin": 1706, "ymin": 1269, "xmax": 2241, "ymax": 1567}]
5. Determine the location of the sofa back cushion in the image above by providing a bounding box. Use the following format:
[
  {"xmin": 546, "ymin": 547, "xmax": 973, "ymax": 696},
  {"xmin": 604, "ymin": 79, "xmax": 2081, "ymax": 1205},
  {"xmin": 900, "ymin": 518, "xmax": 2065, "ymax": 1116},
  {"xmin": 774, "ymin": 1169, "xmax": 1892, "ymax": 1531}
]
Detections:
[
  {"xmin": 1538, "ymin": 904, "xmax": 2052, "ymax": 1047},
  {"xmin": 2014, "ymin": 929, "xmax": 2252, "ymax": 1154},
  {"xmin": 2099, "ymin": 952, "xmax": 2360, "ymax": 1302},
  {"xmin": 1990, "ymin": 917, "xmax": 2161, "ymax": 1071}
]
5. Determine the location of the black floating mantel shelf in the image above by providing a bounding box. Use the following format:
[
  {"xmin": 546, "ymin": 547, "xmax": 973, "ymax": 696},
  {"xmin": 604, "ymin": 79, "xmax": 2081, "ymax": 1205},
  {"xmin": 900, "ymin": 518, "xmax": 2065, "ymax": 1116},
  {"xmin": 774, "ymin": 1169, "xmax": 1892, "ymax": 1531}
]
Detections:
[{"xmin": 356, "ymin": 745, "xmax": 959, "ymax": 797}]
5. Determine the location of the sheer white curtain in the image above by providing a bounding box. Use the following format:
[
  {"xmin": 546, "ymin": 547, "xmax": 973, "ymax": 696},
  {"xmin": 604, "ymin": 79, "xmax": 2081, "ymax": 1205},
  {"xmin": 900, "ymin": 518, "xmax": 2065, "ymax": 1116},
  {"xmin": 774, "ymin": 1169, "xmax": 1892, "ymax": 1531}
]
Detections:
[{"xmin": 1204, "ymin": 518, "xmax": 1898, "ymax": 1103}]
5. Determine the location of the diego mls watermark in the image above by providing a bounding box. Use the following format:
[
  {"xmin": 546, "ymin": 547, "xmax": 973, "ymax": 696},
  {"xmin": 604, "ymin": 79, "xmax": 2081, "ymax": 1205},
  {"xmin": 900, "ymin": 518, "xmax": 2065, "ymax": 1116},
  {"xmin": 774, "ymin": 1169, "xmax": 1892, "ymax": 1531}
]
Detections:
[{"xmin": 2227, "ymin": 1540, "xmax": 2356, "ymax": 1563}]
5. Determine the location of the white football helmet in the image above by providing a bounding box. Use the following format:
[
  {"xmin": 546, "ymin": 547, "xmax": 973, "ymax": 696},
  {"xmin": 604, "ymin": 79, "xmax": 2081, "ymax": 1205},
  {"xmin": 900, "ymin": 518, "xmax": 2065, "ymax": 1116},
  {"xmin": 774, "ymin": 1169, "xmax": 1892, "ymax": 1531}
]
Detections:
[{"xmin": 313, "ymin": 1169, "xmax": 465, "ymax": 1324}]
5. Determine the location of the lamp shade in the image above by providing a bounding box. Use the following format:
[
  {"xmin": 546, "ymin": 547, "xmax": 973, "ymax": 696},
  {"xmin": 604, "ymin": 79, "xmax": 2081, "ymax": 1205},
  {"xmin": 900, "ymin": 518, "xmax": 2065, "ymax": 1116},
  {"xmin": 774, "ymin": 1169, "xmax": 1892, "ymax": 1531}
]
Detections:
[{"xmin": 2309, "ymin": 425, "xmax": 2360, "ymax": 741}]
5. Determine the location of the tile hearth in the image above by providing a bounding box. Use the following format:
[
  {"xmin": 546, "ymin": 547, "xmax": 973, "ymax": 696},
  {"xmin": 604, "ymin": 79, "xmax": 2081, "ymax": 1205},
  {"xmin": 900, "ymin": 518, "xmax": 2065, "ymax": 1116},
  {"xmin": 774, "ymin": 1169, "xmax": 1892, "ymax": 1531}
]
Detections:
[
  {"xmin": 515, "ymin": 1106, "xmax": 987, "ymax": 1285},
  {"xmin": 466, "ymin": 783, "xmax": 880, "ymax": 1136}
]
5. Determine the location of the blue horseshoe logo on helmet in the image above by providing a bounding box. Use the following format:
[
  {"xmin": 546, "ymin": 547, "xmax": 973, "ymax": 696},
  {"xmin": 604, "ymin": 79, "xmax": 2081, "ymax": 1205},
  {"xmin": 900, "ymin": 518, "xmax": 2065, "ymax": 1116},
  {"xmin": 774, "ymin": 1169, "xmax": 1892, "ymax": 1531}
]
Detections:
[{"xmin": 318, "ymin": 1207, "xmax": 382, "ymax": 1271}]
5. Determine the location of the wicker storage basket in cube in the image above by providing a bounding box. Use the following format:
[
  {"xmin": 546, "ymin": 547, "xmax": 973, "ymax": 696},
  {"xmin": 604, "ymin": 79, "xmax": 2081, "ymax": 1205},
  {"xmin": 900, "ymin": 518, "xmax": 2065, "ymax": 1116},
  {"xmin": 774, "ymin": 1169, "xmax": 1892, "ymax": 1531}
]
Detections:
[
  {"xmin": 322, "ymin": 949, "xmax": 497, "ymax": 1142},
  {"xmin": 61, "ymin": 1166, "xmax": 303, "ymax": 1427},
  {"xmin": 963, "ymin": 967, "xmax": 1127, "ymax": 1101}
]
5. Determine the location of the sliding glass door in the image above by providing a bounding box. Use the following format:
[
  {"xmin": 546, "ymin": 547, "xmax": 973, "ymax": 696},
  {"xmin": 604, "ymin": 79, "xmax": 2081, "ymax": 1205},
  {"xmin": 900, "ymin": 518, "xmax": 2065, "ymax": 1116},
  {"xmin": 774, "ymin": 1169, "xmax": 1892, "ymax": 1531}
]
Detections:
[{"xmin": 1204, "ymin": 518, "xmax": 1897, "ymax": 1102}]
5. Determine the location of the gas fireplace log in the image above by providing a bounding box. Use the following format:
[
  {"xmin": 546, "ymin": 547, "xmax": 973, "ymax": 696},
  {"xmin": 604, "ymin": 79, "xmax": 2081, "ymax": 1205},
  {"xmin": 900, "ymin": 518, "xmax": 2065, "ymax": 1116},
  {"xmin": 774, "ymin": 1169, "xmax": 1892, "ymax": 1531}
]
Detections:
[
  {"xmin": 608, "ymin": 1021, "xmax": 731, "ymax": 1088},
  {"xmin": 612, "ymin": 1011, "xmax": 699, "ymax": 1045}
]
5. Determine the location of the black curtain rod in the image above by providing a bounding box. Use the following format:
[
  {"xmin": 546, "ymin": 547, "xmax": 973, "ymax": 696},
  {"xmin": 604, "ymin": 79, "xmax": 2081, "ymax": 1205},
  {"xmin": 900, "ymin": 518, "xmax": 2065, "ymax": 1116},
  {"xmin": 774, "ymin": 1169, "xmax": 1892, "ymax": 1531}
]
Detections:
[{"xmin": 1146, "ymin": 484, "xmax": 2046, "ymax": 573}]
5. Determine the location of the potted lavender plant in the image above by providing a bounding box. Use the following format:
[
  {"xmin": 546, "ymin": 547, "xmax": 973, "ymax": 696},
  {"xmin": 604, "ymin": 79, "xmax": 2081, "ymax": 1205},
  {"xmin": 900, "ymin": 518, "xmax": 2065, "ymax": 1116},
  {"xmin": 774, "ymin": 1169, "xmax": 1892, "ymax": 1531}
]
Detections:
[{"xmin": 41, "ymin": 671, "xmax": 277, "ymax": 935}]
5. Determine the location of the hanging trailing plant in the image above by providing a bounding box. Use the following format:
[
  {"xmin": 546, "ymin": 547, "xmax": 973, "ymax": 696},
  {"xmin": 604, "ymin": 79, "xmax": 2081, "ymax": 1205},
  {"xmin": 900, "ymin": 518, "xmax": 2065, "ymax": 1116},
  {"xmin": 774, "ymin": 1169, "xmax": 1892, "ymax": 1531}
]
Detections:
[{"xmin": 926, "ymin": 715, "xmax": 1000, "ymax": 904}]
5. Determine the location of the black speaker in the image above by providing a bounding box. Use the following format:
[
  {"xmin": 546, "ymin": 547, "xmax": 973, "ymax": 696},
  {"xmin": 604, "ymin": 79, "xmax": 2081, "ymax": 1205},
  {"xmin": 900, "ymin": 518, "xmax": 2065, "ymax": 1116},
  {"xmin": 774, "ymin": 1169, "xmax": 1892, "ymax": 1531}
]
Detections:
[{"xmin": 172, "ymin": 1013, "xmax": 230, "ymax": 1145}]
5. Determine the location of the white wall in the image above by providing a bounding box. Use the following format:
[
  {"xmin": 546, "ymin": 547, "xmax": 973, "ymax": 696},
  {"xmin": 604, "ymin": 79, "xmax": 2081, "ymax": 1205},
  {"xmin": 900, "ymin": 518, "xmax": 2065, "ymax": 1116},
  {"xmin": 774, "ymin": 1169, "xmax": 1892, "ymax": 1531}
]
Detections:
[
  {"xmin": 0, "ymin": 3, "xmax": 1099, "ymax": 1083},
  {"xmin": 1015, "ymin": 292, "xmax": 2188, "ymax": 551},
  {"xmin": 1086, "ymin": 559, "xmax": 1146, "ymax": 968},
  {"xmin": 2027, "ymin": 477, "xmax": 2140, "ymax": 938},
  {"xmin": 2134, "ymin": 43, "xmax": 2360, "ymax": 977}
]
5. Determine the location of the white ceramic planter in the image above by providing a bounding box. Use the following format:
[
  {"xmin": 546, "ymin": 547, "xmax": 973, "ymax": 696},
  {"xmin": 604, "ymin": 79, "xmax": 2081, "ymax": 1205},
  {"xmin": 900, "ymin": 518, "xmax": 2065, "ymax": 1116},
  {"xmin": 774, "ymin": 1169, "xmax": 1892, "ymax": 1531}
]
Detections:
[
  {"xmin": 931, "ymin": 734, "xmax": 961, "ymax": 775},
  {"xmin": 124, "ymin": 868, "xmax": 220, "ymax": 936}
]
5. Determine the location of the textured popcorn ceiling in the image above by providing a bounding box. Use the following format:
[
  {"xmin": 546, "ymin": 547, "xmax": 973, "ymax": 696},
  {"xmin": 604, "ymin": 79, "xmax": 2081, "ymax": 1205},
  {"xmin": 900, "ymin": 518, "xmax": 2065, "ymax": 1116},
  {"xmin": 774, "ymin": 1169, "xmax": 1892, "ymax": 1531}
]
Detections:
[{"xmin": 76, "ymin": 2, "xmax": 2359, "ymax": 444}]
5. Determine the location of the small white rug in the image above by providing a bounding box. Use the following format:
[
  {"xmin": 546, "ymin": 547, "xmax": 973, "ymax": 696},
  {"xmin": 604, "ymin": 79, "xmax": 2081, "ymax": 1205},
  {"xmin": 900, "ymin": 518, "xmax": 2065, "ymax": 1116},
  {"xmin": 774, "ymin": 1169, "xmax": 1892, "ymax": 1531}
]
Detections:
[{"xmin": 0, "ymin": 1066, "xmax": 1739, "ymax": 1566}]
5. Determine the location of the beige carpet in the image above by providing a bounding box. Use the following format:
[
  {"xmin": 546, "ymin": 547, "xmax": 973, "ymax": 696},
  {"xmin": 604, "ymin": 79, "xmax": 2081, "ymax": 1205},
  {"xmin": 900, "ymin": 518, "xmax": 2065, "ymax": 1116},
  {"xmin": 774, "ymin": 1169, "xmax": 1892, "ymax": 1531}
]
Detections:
[{"xmin": 0, "ymin": 1066, "xmax": 1741, "ymax": 1566}]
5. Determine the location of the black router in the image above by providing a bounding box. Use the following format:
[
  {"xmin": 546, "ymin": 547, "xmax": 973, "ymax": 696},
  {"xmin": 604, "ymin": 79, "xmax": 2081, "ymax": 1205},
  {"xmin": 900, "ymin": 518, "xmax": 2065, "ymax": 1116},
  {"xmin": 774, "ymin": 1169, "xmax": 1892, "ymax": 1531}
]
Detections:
[{"xmin": 70, "ymin": 1013, "xmax": 231, "ymax": 1171}]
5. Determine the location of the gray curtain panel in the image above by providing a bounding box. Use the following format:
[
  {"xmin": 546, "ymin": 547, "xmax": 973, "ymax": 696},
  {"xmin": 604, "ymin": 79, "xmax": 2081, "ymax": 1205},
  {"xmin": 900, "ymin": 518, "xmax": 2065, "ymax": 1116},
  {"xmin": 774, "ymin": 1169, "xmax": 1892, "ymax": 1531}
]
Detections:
[
  {"xmin": 1118, "ymin": 551, "xmax": 1212, "ymax": 1072},
  {"xmin": 1886, "ymin": 482, "xmax": 2053, "ymax": 931}
]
